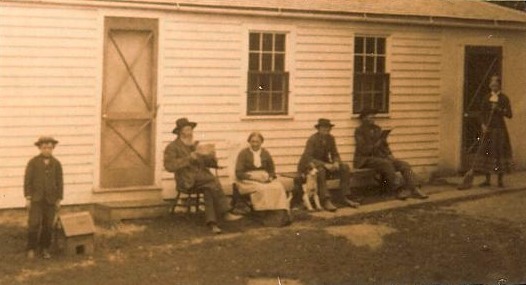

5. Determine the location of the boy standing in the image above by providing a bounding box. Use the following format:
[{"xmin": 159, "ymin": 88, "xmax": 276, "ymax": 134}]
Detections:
[{"xmin": 24, "ymin": 136, "xmax": 63, "ymax": 259}]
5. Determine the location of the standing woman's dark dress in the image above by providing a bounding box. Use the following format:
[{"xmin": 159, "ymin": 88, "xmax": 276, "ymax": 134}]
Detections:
[{"xmin": 474, "ymin": 90, "xmax": 513, "ymax": 176}]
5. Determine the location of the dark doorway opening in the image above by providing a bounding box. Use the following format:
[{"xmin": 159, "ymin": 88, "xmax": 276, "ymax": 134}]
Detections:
[{"xmin": 461, "ymin": 46, "xmax": 502, "ymax": 172}]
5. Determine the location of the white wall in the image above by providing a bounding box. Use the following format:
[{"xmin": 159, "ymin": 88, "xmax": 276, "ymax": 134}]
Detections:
[
  {"xmin": 440, "ymin": 28, "xmax": 526, "ymax": 173},
  {"xmin": 0, "ymin": 4, "xmax": 99, "ymax": 208}
]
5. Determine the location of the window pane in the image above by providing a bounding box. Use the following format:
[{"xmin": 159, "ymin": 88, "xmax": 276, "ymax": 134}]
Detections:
[
  {"xmin": 354, "ymin": 37, "xmax": 364, "ymax": 54},
  {"xmin": 275, "ymin": 34, "xmax": 285, "ymax": 52},
  {"xmin": 362, "ymin": 93, "xmax": 373, "ymax": 110},
  {"xmin": 353, "ymin": 75, "xmax": 362, "ymax": 93},
  {"xmin": 365, "ymin": 56, "xmax": 375, "ymax": 73},
  {"xmin": 260, "ymin": 73, "xmax": 270, "ymax": 91},
  {"xmin": 374, "ymin": 92, "xmax": 385, "ymax": 112},
  {"xmin": 249, "ymin": 33, "xmax": 260, "ymax": 51},
  {"xmin": 247, "ymin": 72, "xmax": 259, "ymax": 91},
  {"xmin": 366, "ymin": 37, "xmax": 375, "ymax": 54},
  {"xmin": 374, "ymin": 74, "xmax": 385, "ymax": 92},
  {"xmin": 377, "ymin": 38, "xmax": 386, "ymax": 54},
  {"xmin": 262, "ymin": 33, "xmax": 273, "ymax": 51},
  {"xmin": 274, "ymin": 54, "xmax": 284, "ymax": 71},
  {"xmin": 271, "ymin": 92, "xmax": 283, "ymax": 111},
  {"xmin": 354, "ymin": 56, "xmax": 363, "ymax": 73},
  {"xmin": 249, "ymin": 53, "xmax": 259, "ymax": 71},
  {"xmin": 262, "ymin": 54, "xmax": 272, "ymax": 71},
  {"xmin": 247, "ymin": 93, "xmax": 258, "ymax": 113},
  {"xmin": 376, "ymin": 57, "xmax": 385, "ymax": 73},
  {"xmin": 259, "ymin": 92, "xmax": 270, "ymax": 111},
  {"xmin": 272, "ymin": 74, "xmax": 283, "ymax": 91}
]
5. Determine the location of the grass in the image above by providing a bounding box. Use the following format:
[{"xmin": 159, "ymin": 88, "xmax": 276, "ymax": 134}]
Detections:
[{"xmin": 1, "ymin": 200, "xmax": 526, "ymax": 285}]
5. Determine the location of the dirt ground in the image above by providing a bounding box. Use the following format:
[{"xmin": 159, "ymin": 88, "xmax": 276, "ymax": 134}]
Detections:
[{"xmin": 2, "ymin": 191, "xmax": 526, "ymax": 285}]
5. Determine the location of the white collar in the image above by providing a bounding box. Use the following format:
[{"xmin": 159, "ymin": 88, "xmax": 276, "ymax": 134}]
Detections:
[{"xmin": 489, "ymin": 91, "xmax": 500, "ymax": 102}]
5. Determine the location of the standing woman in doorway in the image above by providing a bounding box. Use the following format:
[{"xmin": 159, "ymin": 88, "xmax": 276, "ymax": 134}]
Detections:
[{"xmin": 474, "ymin": 76, "xmax": 513, "ymax": 187}]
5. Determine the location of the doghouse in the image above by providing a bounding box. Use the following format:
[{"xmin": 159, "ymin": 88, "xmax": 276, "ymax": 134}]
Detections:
[{"xmin": 55, "ymin": 212, "xmax": 95, "ymax": 256}]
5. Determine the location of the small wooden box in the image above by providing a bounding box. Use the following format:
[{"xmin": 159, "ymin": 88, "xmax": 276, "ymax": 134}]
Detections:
[{"xmin": 55, "ymin": 212, "xmax": 95, "ymax": 256}]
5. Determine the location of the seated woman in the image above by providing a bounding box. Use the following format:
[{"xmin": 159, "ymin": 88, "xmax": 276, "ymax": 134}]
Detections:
[{"xmin": 235, "ymin": 132, "xmax": 291, "ymax": 226}]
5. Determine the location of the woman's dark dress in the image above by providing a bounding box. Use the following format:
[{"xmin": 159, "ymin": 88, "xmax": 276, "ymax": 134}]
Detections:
[{"xmin": 473, "ymin": 92, "xmax": 513, "ymax": 174}]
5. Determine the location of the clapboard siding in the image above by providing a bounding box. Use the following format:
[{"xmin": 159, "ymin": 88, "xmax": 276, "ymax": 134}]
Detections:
[
  {"xmin": 388, "ymin": 33, "xmax": 442, "ymax": 170},
  {"xmin": 0, "ymin": 5, "xmax": 98, "ymax": 208},
  {"xmin": 160, "ymin": 15, "xmax": 244, "ymax": 187}
]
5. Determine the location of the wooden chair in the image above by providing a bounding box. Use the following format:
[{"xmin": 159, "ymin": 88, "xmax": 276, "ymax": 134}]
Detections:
[
  {"xmin": 168, "ymin": 187, "xmax": 204, "ymax": 215},
  {"xmin": 167, "ymin": 167, "xmax": 223, "ymax": 215}
]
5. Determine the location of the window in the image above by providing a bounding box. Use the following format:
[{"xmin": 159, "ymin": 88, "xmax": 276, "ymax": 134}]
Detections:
[
  {"xmin": 247, "ymin": 32, "xmax": 289, "ymax": 116},
  {"xmin": 353, "ymin": 36, "xmax": 390, "ymax": 114}
]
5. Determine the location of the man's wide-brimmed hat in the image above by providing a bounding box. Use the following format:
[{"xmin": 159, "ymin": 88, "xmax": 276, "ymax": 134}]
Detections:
[
  {"xmin": 34, "ymin": 136, "xmax": 59, "ymax": 146},
  {"xmin": 315, "ymin": 118, "xmax": 335, "ymax": 129},
  {"xmin": 358, "ymin": 108, "xmax": 378, "ymax": 119},
  {"xmin": 172, "ymin": 117, "xmax": 197, "ymax": 134}
]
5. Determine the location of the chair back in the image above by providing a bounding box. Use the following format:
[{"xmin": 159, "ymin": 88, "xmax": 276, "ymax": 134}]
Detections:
[{"xmin": 225, "ymin": 140, "xmax": 245, "ymax": 185}]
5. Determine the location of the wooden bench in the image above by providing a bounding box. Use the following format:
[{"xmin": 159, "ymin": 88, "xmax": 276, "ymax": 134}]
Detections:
[
  {"xmin": 229, "ymin": 168, "xmax": 376, "ymax": 208},
  {"xmin": 278, "ymin": 167, "xmax": 379, "ymax": 193}
]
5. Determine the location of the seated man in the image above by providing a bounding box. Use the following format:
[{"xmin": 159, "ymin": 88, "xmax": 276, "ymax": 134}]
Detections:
[
  {"xmin": 297, "ymin": 118, "xmax": 360, "ymax": 212},
  {"xmin": 353, "ymin": 109, "xmax": 428, "ymax": 200},
  {"xmin": 164, "ymin": 117, "xmax": 241, "ymax": 234}
]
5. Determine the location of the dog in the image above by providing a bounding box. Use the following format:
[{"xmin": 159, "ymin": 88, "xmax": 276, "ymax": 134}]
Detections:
[{"xmin": 302, "ymin": 164, "xmax": 322, "ymax": 211}]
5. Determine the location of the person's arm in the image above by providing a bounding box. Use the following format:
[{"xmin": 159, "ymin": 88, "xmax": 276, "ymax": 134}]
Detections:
[
  {"xmin": 235, "ymin": 150, "xmax": 251, "ymax": 180},
  {"xmin": 479, "ymin": 96, "xmax": 491, "ymax": 131},
  {"xmin": 500, "ymin": 95, "xmax": 512, "ymax": 119},
  {"xmin": 263, "ymin": 149, "xmax": 277, "ymax": 179},
  {"xmin": 23, "ymin": 159, "xmax": 34, "ymax": 208},
  {"xmin": 305, "ymin": 138, "xmax": 327, "ymax": 168},
  {"xmin": 56, "ymin": 160, "xmax": 64, "ymax": 206},
  {"xmin": 329, "ymin": 135, "xmax": 341, "ymax": 163},
  {"xmin": 163, "ymin": 143, "xmax": 195, "ymax": 173},
  {"xmin": 355, "ymin": 128, "xmax": 374, "ymax": 156}
]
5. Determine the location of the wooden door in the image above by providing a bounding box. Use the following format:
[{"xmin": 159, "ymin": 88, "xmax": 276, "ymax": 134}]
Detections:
[
  {"xmin": 101, "ymin": 17, "xmax": 158, "ymax": 188},
  {"xmin": 461, "ymin": 46, "xmax": 502, "ymax": 172}
]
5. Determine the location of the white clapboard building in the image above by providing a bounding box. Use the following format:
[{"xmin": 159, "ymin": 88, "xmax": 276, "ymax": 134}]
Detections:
[{"xmin": 1, "ymin": 0, "xmax": 525, "ymax": 208}]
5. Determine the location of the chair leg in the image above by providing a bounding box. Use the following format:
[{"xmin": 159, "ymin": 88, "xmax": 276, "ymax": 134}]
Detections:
[
  {"xmin": 172, "ymin": 192, "xmax": 181, "ymax": 214},
  {"xmin": 186, "ymin": 193, "xmax": 192, "ymax": 213},
  {"xmin": 195, "ymin": 193, "xmax": 201, "ymax": 213}
]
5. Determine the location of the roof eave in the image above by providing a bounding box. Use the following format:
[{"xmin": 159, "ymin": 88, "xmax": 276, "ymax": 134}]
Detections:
[{"xmin": 3, "ymin": 0, "xmax": 526, "ymax": 31}]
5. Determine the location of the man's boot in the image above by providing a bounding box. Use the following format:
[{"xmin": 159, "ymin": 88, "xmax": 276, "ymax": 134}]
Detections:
[
  {"xmin": 322, "ymin": 199, "xmax": 337, "ymax": 212},
  {"xmin": 396, "ymin": 188, "xmax": 410, "ymax": 200},
  {"xmin": 411, "ymin": 187, "xmax": 428, "ymax": 199}
]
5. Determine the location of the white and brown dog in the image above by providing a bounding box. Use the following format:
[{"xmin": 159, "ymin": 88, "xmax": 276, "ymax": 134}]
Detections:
[{"xmin": 302, "ymin": 164, "xmax": 323, "ymax": 211}]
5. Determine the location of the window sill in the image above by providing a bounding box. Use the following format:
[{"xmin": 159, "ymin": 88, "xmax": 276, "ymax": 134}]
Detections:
[
  {"xmin": 351, "ymin": 113, "xmax": 391, "ymax": 119},
  {"xmin": 240, "ymin": 115, "xmax": 294, "ymax": 121}
]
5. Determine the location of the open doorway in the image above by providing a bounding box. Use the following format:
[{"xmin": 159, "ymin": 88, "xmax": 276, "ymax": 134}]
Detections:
[{"xmin": 461, "ymin": 46, "xmax": 502, "ymax": 172}]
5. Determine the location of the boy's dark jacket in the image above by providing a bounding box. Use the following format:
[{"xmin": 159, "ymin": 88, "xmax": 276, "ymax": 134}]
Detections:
[{"xmin": 24, "ymin": 154, "xmax": 64, "ymax": 203}]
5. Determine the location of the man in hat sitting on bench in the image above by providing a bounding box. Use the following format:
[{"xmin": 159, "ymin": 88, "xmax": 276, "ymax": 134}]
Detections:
[
  {"xmin": 353, "ymin": 109, "xmax": 428, "ymax": 200},
  {"xmin": 297, "ymin": 118, "xmax": 360, "ymax": 212}
]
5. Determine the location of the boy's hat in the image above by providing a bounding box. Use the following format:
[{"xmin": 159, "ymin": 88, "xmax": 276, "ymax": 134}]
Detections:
[{"xmin": 34, "ymin": 136, "xmax": 59, "ymax": 146}]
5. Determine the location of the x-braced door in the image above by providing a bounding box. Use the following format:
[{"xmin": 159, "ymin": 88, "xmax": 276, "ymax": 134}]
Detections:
[{"xmin": 101, "ymin": 17, "xmax": 158, "ymax": 188}]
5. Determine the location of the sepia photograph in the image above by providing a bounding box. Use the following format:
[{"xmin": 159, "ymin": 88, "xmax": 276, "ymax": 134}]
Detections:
[{"xmin": 1, "ymin": 0, "xmax": 526, "ymax": 284}]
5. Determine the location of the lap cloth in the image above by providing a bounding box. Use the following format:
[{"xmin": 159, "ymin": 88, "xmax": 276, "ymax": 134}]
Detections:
[{"xmin": 236, "ymin": 171, "xmax": 289, "ymax": 211}]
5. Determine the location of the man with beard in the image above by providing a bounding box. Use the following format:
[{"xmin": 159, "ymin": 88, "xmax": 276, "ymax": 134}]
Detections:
[{"xmin": 164, "ymin": 118, "xmax": 241, "ymax": 234}]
